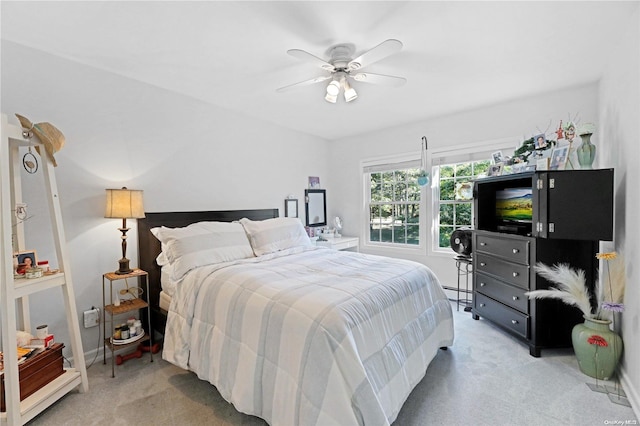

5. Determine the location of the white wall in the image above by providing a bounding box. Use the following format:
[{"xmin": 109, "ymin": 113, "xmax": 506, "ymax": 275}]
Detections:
[
  {"xmin": 327, "ymin": 84, "xmax": 598, "ymax": 288},
  {"xmin": 599, "ymin": 6, "xmax": 640, "ymax": 414},
  {"xmin": 1, "ymin": 41, "xmax": 330, "ymax": 357}
]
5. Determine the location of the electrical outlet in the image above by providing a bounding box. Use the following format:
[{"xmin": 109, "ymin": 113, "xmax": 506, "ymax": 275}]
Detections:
[{"xmin": 83, "ymin": 308, "xmax": 100, "ymax": 328}]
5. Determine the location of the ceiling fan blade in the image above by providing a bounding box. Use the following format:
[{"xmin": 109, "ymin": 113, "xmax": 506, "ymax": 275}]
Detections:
[
  {"xmin": 348, "ymin": 39, "xmax": 403, "ymax": 71},
  {"xmin": 287, "ymin": 49, "xmax": 336, "ymax": 72},
  {"xmin": 276, "ymin": 75, "xmax": 332, "ymax": 93},
  {"xmin": 351, "ymin": 72, "xmax": 407, "ymax": 87}
]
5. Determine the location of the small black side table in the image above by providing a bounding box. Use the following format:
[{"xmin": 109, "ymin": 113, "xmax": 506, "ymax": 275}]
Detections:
[{"xmin": 454, "ymin": 256, "xmax": 473, "ymax": 311}]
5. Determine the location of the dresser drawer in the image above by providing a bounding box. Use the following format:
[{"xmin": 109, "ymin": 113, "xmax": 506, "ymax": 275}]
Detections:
[
  {"xmin": 475, "ymin": 272, "xmax": 529, "ymax": 313},
  {"xmin": 474, "ymin": 293, "xmax": 529, "ymax": 339},
  {"xmin": 476, "ymin": 234, "xmax": 530, "ymax": 264},
  {"xmin": 476, "ymin": 253, "xmax": 530, "ymax": 289}
]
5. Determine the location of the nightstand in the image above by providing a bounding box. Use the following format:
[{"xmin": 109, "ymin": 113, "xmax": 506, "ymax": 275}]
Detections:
[
  {"xmin": 315, "ymin": 236, "xmax": 359, "ymax": 252},
  {"xmin": 102, "ymin": 269, "xmax": 153, "ymax": 377}
]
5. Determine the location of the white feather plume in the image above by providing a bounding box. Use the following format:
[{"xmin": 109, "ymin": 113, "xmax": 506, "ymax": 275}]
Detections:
[{"xmin": 526, "ymin": 262, "xmax": 594, "ymax": 319}]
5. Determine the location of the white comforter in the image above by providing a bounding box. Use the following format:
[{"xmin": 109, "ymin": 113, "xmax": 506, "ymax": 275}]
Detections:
[{"xmin": 163, "ymin": 246, "xmax": 454, "ymax": 426}]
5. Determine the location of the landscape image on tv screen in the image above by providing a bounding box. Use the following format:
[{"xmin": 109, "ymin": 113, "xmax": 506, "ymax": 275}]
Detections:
[{"xmin": 495, "ymin": 188, "xmax": 533, "ymax": 223}]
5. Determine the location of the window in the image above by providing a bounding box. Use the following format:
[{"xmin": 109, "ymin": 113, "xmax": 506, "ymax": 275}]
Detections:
[
  {"xmin": 427, "ymin": 137, "xmax": 517, "ymax": 255},
  {"xmin": 435, "ymin": 160, "xmax": 490, "ymax": 248},
  {"xmin": 364, "ymin": 156, "xmax": 422, "ymax": 247}
]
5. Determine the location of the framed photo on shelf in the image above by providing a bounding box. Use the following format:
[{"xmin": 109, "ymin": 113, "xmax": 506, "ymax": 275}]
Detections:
[
  {"xmin": 549, "ymin": 145, "xmax": 570, "ymax": 170},
  {"xmin": 308, "ymin": 176, "xmax": 320, "ymax": 189},
  {"xmin": 15, "ymin": 250, "xmax": 37, "ymax": 274},
  {"xmin": 487, "ymin": 164, "xmax": 503, "ymax": 177},
  {"xmin": 491, "ymin": 150, "xmax": 503, "ymax": 164}
]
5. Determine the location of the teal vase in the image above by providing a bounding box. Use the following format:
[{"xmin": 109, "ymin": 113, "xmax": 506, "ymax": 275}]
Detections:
[
  {"xmin": 571, "ymin": 316, "xmax": 623, "ymax": 380},
  {"xmin": 576, "ymin": 133, "xmax": 596, "ymax": 169}
]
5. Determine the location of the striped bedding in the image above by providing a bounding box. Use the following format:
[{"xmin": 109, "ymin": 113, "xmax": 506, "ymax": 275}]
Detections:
[{"xmin": 163, "ymin": 246, "xmax": 454, "ymax": 426}]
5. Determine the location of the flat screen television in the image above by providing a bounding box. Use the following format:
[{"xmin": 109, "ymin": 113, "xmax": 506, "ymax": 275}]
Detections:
[{"xmin": 495, "ymin": 187, "xmax": 533, "ymax": 224}]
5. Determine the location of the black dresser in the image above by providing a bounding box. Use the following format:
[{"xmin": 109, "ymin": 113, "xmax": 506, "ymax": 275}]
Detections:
[{"xmin": 472, "ymin": 169, "xmax": 613, "ymax": 357}]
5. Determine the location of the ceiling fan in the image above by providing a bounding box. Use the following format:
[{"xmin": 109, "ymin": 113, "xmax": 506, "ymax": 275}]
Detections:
[{"xmin": 277, "ymin": 39, "xmax": 406, "ymax": 103}]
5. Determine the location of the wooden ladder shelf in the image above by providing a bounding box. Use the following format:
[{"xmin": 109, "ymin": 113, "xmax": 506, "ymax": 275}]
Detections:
[{"xmin": 0, "ymin": 114, "xmax": 88, "ymax": 425}]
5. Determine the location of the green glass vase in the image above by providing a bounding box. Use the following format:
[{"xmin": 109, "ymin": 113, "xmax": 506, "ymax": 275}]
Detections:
[
  {"xmin": 576, "ymin": 133, "xmax": 596, "ymax": 169},
  {"xmin": 571, "ymin": 316, "xmax": 623, "ymax": 380}
]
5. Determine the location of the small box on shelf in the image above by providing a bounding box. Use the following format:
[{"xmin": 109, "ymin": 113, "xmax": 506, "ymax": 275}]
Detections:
[{"xmin": 28, "ymin": 334, "xmax": 55, "ymax": 349}]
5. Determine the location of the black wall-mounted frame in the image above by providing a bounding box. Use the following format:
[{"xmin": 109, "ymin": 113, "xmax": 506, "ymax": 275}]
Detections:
[
  {"xmin": 284, "ymin": 199, "xmax": 298, "ymax": 218},
  {"xmin": 305, "ymin": 189, "xmax": 326, "ymax": 227}
]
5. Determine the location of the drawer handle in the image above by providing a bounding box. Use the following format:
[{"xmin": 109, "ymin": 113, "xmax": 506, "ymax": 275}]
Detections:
[
  {"xmin": 512, "ymin": 296, "xmax": 519, "ymax": 301},
  {"xmin": 480, "ymin": 262, "xmax": 486, "ymax": 267},
  {"xmin": 480, "ymin": 303, "xmax": 486, "ymax": 307},
  {"xmin": 512, "ymin": 272, "xmax": 519, "ymax": 277},
  {"xmin": 480, "ymin": 242, "xmax": 487, "ymax": 246},
  {"xmin": 512, "ymin": 248, "xmax": 519, "ymax": 254},
  {"xmin": 480, "ymin": 282, "xmax": 486, "ymax": 287},
  {"xmin": 511, "ymin": 319, "xmax": 519, "ymax": 325}
]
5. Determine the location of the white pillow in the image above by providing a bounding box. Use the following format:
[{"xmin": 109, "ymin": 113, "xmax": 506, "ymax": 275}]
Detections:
[
  {"xmin": 160, "ymin": 264, "xmax": 179, "ymax": 297},
  {"xmin": 239, "ymin": 217, "xmax": 311, "ymax": 256},
  {"xmin": 156, "ymin": 251, "xmax": 169, "ymax": 266},
  {"xmin": 151, "ymin": 221, "xmax": 254, "ymax": 280}
]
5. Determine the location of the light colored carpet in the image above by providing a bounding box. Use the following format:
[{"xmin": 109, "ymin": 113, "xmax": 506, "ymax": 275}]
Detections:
[{"xmin": 27, "ymin": 303, "xmax": 637, "ymax": 425}]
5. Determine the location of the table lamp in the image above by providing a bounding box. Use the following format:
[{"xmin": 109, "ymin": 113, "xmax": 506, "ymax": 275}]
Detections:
[{"xmin": 105, "ymin": 187, "xmax": 145, "ymax": 274}]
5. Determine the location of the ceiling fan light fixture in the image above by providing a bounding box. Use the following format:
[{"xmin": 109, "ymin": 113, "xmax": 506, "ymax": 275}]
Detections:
[
  {"xmin": 344, "ymin": 88, "xmax": 357, "ymax": 102},
  {"xmin": 343, "ymin": 79, "xmax": 358, "ymax": 102},
  {"xmin": 325, "ymin": 92, "xmax": 337, "ymax": 103},
  {"xmin": 326, "ymin": 80, "xmax": 341, "ymax": 96}
]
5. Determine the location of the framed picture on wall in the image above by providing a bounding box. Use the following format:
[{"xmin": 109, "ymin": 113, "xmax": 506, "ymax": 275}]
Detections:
[
  {"xmin": 284, "ymin": 198, "xmax": 298, "ymax": 218},
  {"xmin": 308, "ymin": 176, "xmax": 320, "ymax": 189}
]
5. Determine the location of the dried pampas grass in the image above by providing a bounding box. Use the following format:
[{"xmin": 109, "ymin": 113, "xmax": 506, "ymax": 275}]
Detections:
[
  {"xmin": 526, "ymin": 263, "xmax": 594, "ymax": 319},
  {"xmin": 526, "ymin": 253, "xmax": 626, "ymax": 321}
]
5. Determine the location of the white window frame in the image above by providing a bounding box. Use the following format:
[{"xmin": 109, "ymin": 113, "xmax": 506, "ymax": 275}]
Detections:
[
  {"xmin": 427, "ymin": 137, "xmax": 518, "ymax": 257},
  {"xmin": 361, "ymin": 152, "xmax": 425, "ymax": 253}
]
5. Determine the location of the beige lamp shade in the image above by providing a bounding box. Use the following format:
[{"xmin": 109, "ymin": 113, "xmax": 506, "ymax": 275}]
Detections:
[{"xmin": 104, "ymin": 188, "xmax": 145, "ymax": 219}]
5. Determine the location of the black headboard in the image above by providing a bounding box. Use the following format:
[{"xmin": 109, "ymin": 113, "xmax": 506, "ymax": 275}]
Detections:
[{"xmin": 137, "ymin": 209, "xmax": 279, "ymax": 334}]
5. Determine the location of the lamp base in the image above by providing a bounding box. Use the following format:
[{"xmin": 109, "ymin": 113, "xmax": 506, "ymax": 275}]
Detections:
[{"xmin": 115, "ymin": 258, "xmax": 133, "ymax": 275}]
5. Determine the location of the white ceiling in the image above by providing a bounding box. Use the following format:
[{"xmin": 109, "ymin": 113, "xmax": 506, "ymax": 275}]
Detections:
[{"xmin": 1, "ymin": 1, "xmax": 637, "ymax": 140}]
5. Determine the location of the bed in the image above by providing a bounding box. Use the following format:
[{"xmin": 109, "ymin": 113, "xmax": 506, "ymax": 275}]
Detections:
[{"xmin": 138, "ymin": 209, "xmax": 454, "ymax": 426}]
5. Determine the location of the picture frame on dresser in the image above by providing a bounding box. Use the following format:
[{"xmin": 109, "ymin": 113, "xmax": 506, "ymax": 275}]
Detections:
[
  {"xmin": 487, "ymin": 164, "xmax": 503, "ymax": 176},
  {"xmin": 533, "ymin": 133, "xmax": 548, "ymax": 150},
  {"xmin": 549, "ymin": 145, "xmax": 569, "ymax": 170}
]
